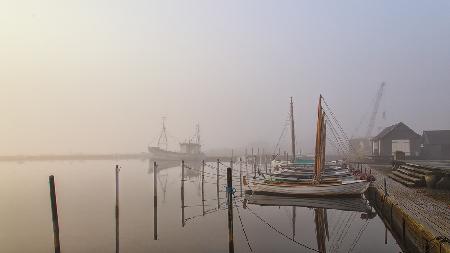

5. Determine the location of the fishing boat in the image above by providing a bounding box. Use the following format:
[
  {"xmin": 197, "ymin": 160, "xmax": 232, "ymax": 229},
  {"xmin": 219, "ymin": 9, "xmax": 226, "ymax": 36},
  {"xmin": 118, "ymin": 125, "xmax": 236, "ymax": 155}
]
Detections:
[
  {"xmin": 148, "ymin": 119, "xmax": 205, "ymax": 161},
  {"xmin": 246, "ymin": 96, "xmax": 370, "ymax": 197}
]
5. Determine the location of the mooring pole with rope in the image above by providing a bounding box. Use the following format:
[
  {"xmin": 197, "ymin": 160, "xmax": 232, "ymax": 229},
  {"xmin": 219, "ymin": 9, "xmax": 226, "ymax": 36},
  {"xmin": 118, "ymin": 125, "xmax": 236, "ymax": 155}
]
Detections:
[
  {"xmin": 153, "ymin": 162, "xmax": 158, "ymax": 240},
  {"xmin": 227, "ymin": 167, "xmax": 234, "ymax": 253},
  {"xmin": 181, "ymin": 160, "xmax": 185, "ymax": 227}
]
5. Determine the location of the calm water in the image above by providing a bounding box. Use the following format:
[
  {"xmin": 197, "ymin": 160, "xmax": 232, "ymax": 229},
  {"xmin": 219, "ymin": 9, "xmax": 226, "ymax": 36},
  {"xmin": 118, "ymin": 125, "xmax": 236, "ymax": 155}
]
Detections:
[{"xmin": 0, "ymin": 160, "xmax": 402, "ymax": 253}]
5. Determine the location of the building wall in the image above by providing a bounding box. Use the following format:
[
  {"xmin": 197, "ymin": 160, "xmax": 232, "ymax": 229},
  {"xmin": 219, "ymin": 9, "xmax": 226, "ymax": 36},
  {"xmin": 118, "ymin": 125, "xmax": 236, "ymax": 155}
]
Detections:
[
  {"xmin": 443, "ymin": 144, "xmax": 450, "ymax": 159},
  {"xmin": 423, "ymin": 144, "xmax": 450, "ymax": 160}
]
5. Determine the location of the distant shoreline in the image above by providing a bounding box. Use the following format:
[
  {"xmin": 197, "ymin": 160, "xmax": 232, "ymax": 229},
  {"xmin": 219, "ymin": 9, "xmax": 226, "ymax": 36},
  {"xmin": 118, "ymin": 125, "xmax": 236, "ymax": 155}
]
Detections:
[{"xmin": 0, "ymin": 153, "xmax": 232, "ymax": 162}]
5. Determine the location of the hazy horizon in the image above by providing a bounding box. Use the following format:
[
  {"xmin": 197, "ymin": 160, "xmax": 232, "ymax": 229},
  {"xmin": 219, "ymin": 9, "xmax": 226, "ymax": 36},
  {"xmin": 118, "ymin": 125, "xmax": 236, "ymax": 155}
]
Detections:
[{"xmin": 1, "ymin": 1, "xmax": 450, "ymax": 155}]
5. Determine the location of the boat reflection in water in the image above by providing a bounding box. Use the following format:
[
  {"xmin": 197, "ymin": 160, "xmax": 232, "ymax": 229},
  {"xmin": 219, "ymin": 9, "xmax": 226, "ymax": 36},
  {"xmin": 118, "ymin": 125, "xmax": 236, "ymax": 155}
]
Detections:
[{"xmin": 244, "ymin": 194, "xmax": 377, "ymax": 253}]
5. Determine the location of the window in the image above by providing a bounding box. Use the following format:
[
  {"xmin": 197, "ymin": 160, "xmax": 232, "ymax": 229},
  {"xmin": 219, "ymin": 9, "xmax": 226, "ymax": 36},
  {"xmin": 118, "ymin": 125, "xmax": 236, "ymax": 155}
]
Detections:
[{"xmin": 392, "ymin": 140, "xmax": 410, "ymax": 155}]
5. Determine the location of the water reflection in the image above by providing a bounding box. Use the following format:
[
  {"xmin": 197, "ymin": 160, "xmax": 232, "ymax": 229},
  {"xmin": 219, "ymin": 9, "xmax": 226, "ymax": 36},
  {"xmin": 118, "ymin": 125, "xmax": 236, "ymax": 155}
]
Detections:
[
  {"xmin": 0, "ymin": 160, "xmax": 400, "ymax": 253},
  {"xmin": 245, "ymin": 194, "xmax": 377, "ymax": 253}
]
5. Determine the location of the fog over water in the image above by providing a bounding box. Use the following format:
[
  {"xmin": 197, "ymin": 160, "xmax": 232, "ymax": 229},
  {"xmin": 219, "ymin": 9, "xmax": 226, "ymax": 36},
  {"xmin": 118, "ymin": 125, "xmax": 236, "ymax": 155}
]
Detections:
[{"xmin": 1, "ymin": 1, "xmax": 450, "ymax": 155}]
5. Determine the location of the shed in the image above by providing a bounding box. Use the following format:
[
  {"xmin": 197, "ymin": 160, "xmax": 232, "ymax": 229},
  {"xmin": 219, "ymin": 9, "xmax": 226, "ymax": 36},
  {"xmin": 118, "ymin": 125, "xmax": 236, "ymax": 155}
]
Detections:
[{"xmin": 371, "ymin": 122, "xmax": 421, "ymax": 158}]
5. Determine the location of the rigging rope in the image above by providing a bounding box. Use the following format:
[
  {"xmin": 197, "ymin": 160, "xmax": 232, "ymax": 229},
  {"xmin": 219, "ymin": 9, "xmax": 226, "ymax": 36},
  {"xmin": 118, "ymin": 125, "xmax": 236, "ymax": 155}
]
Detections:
[
  {"xmin": 321, "ymin": 97, "xmax": 355, "ymax": 155},
  {"xmin": 272, "ymin": 113, "xmax": 291, "ymax": 155}
]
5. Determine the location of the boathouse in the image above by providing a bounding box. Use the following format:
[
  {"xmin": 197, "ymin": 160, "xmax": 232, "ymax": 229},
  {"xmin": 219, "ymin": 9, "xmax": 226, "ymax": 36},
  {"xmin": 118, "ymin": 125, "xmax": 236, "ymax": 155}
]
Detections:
[
  {"xmin": 420, "ymin": 130, "xmax": 450, "ymax": 160},
  {"xmin": 371, "ymin": 122, "xmax": 421, "ymax": 159}
]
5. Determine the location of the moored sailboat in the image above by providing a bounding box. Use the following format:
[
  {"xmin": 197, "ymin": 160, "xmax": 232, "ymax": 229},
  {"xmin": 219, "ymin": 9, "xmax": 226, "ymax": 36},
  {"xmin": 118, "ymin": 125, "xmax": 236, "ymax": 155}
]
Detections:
[{"xmin": 246, "ymin": 96, "xmax": 370, "ymax": 197}]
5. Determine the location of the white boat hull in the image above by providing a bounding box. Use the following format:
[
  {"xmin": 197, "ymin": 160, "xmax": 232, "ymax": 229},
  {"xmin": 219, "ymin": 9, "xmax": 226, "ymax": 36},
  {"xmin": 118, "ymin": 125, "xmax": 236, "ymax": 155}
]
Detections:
[{"xmin": 247, "ymin": 180, "xmax": 370, "ymax": 197}]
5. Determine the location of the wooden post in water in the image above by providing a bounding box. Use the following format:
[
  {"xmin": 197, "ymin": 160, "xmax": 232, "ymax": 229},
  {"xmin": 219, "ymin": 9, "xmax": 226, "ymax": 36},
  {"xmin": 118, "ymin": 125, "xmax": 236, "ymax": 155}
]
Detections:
[
  {"xmin": 181, "ymin": 160, "xmax": 185, "ymax": 227},
  {"xmin": 252, "ymin": 148, "xmax": 256, "ymax": 179},
  {"xmin": 230, "ymin": 149, "xmax": 234, "ymax": 169},
  {"xmin": 257, "ymin": 148, "xmax": 260, "ymax": 175},
  {"xmin": 292, "ymin": 206, "xmax": 296, "ymax": 239},
  {"xmin": 239, "ymin": 158, "xmax": 243, "ymax": 197},
  {"xmin": 115, "ymin": 165, "xmax": 120, "ymax": 253},
  {"xmin": 217, "ymin": 159, "xmax": 220, "ymax": 209},
  {"xmin": 49, "ymin": 175, "xmax": 60, "ymax": 253},
  {"xmin": 264, "ymin": 154, "xmax": 268, "ymax": 174},
  {"xmin": 226, "ymin": 167, "xmax": 234, "ymax": 253},
  {"xmin": 153, "ymin": 162, "xmax": 158, "ymax": 240},
  {"xmin": 245, "ymin": 149, "xmax": 248, "ymax": 176},
  {"xmin": 202, "ymin": 160, "xmax": 205, "ymax": 216}
]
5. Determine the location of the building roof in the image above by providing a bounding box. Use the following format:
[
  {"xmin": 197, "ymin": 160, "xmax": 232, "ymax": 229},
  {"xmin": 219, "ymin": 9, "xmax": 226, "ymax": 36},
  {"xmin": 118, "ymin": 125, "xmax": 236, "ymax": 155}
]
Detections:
[
  {"xmin": 422, "ymin": 130, "xmax": 450, "ymax": 145},
  {"xmin": 371, "ymin": 122, "xmax": 420, "ymax": 141}
]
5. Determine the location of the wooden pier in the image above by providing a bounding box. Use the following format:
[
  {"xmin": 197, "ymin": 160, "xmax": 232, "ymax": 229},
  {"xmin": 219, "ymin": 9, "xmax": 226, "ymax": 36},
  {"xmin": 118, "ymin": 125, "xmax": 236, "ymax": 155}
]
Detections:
[{"xmin": 368, "ymin": 165, "xmax": 450, "ymax": 253}]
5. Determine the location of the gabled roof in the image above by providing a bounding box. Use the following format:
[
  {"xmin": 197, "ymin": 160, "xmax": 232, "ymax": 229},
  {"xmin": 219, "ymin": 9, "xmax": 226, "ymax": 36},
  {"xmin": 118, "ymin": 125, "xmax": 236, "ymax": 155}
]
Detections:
[
  {"xmin": 423, "ymin": 130, "xmax": 450, "ymax": 145},
  {"xmin": 371, "ymin": 122, "xmax": 420, "ymax": 141}
]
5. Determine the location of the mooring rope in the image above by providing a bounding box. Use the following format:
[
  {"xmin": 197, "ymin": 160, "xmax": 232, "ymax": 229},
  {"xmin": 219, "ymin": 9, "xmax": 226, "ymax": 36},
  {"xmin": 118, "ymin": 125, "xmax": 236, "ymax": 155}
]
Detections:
[
  {"xmin": 243, "ymin": 203, "xmax": 322, "ymax": 253},
  {"xmin": 347, "ymin": 219, "xmax": 371, "ymax": 253},
  {"xmin": 233, "ymin": 194, "xmax": 253, "ymax": 252}
]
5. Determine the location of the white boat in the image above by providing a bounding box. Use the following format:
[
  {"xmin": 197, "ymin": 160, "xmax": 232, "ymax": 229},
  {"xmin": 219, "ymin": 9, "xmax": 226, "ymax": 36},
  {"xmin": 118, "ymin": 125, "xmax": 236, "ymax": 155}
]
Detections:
[{"xmin": 247, "ymin": 179, "xmax": 370, "ymax": 197}]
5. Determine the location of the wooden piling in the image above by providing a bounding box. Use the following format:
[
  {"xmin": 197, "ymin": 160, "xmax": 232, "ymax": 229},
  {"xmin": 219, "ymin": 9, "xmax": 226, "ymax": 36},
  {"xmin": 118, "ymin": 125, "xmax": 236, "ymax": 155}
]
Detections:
[
  {"xmin": 49, "ymin": 175, "xmax": 60, "ymax": 253},
  {"xmin": 181, "ymin": 160, "xmax": 185, "ymax": 227},
  {"xmin": 231, "ymin": 149, "xmax": 234, "ymax": 169},
  {"xmin": 202, "ymin": 160, "xmax": 205, "ymax": 216},
  {"xmin": 257, "ymin": 148, "xmax": 260, "ymax": 174},
  {"xmin": 217, "ymin": 159, "xmax": 220, "ymax": 209},
  {"xmin": 227, "ymin": 167, "xmax": 234, "ymax": 253},
  {"xmin": 264, "ymin": 154, "xmax": 268, "ymax": 174},
  {"xmin": 153, "ymin": 162, "xmax": 158, "ymax": 240},
  {"xmin": 252, "ymin": 148, "xmax": 256, "ymax": 178},
  {"xmin": 239, "ymin": 158, "xmax": 243, "ymax": 197},
  {"xmin": 115, "ymin": 165, "xmax": 119, "ymax": 253},
  {"xmin": 245, "ymin": 149, "xmax": 248, "ymax": 176}
]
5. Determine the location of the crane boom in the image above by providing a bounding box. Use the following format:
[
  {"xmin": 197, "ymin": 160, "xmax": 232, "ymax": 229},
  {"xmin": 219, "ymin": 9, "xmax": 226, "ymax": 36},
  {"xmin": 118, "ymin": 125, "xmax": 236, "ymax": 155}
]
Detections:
[{"xmin": 365, "ymin": 82, "xmax": 385, "ymax": 138}]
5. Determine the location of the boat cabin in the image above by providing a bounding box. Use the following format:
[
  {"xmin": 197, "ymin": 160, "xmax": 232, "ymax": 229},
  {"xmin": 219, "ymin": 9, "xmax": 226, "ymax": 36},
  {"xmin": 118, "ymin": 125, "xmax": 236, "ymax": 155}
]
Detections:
[{"xmin": 179, "ymin": 142, "xmax": 201, "ymax": 154}]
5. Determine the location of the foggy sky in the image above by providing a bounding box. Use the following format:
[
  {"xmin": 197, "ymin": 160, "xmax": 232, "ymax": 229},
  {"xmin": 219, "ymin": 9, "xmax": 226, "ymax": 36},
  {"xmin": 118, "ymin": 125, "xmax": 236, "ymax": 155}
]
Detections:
[{"xmin": 1, "ymin": 0, "xmax": 450, "ymax": 155}]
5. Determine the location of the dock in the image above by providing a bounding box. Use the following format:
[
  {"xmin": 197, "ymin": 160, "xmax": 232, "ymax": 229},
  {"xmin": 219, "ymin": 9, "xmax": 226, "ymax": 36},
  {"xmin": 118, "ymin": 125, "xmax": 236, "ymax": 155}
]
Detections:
[{"xmin": 368, "ymin": 165, "xmax": 450, "ymax": 253}]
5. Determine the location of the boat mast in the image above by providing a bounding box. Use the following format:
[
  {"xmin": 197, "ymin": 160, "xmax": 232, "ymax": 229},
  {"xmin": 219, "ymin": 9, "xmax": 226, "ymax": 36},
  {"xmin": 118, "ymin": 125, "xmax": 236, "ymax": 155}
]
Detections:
[
  {"xmin": 195, "ymin": 124, "xmax": 200, "ymax": 144},
  {"xmin": 314, "ymin": 95, "xmax": 325, "ymax": 182},
  {"xmin": 157, "ymin": 117, "xmax": 168, "ymax": 150},
  {"xmin": 290, "ymin": 97, "xmax": 296, "ymax": 162}
]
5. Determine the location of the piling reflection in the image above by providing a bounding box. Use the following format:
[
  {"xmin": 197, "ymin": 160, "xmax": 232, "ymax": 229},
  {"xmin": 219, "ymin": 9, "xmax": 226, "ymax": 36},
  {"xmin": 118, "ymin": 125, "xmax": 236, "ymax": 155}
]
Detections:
[{"xmin": 115, "ymin": 165, "xmax": 119, "ymax": 253}]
